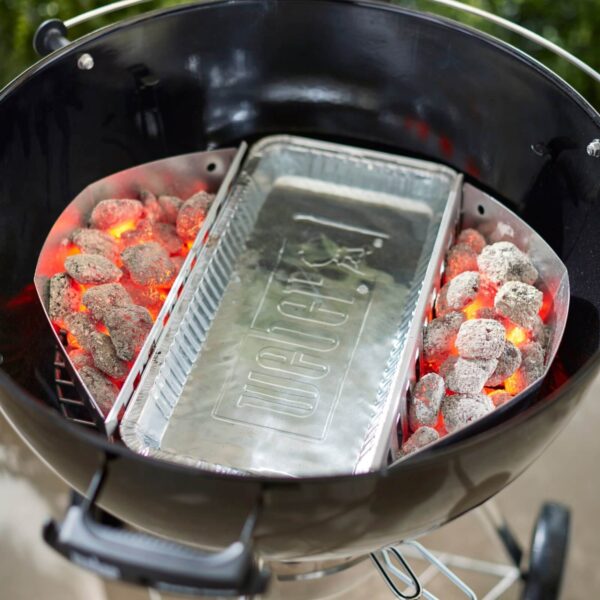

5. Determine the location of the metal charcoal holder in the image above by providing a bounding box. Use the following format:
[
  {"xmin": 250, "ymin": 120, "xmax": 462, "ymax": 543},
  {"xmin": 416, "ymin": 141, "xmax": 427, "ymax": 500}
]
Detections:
[
  {"xmin": 34, "ymin": 144, "xmax": 247, "ymax": 434},
  {"xmin": 36, "ymin": 133, "xmax": 568, "ymax": 471}
]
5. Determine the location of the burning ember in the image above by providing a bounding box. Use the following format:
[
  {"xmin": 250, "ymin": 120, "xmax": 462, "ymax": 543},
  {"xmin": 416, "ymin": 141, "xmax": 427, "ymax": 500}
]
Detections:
[
  {"xmin": 47, "ymin": 190, "xmax": 214, "ymax": 414},
  {"xmin": 402, "ymin": 228, "xmax": 550, "ymax": 455}
]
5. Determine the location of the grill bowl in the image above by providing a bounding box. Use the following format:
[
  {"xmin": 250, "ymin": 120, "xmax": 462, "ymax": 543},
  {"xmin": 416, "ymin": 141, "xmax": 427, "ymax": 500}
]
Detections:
[{"xmin": 1, "ymin": 0, "xmax": 599, "ymax": 560}]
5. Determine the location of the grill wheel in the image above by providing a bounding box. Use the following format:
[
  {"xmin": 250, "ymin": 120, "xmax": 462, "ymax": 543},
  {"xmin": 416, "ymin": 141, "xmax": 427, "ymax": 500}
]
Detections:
[{"xmin": 521, "ymin": 502, "xmax": 570, "ymax": 600}]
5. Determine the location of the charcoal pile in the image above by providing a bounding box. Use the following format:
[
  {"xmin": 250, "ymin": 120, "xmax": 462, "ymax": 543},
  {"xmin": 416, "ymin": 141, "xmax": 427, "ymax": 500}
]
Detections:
[
  {"xmin": 46, "ymin": 189, "xmax": 215, "ymax": 414},
  {"xmin": 402, "ymin": 229, "xmax": 551, "ymax": 455}
]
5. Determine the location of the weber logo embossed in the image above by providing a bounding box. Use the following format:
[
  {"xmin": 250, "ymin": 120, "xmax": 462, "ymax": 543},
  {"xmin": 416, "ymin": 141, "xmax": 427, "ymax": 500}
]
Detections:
[
  {"xmin": 149, "ymin": 142, "xmax": 449, "ymax": 477},
  {"xmin": 213, "ymin": 214, "xmax": 383, "ymax": 439}
]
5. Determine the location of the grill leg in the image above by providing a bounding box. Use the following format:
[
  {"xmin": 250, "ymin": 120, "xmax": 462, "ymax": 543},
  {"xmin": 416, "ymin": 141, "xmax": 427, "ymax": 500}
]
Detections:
[{"xmin": 478, "ymin": 500, "xmax": 524, "ymax": 570}]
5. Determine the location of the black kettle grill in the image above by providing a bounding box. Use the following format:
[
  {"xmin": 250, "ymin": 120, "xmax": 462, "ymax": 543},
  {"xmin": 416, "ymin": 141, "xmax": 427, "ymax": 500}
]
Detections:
[{"xmin": 0, "ymin": 0, "xmax": 599, "ymax": 597}]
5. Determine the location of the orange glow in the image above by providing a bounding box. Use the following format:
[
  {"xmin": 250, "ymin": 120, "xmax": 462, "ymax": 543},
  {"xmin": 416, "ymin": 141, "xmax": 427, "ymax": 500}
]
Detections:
[
  {"xmin": 4, "ymin": 284, "xmax": 37, "ymax": 309},
  {"xmin": 146, "ymin": 306, "xmax": 160, "ymax": 322},
  {"xmin": 463, "ymin": 298, "xmax": 485, "ymax": 320},
  {"xmin": 539, "ymin": 293, "xmax": 552, "ymax": 321},
  {"xmin": 47, "ymin": 195, "xmax": 211, "ymax": 400},
  {"xmin": 67, "ymin": 332, "xmax": 80, "ymax": 348},
  {"xmin": 107, "ymin": 220, "xmax": 137, "ymax": 239},
  {"xmin": 72, "ymin": 281, "xmax": 89, "ymax": 296},
  {"xmin": 504, "ymin": 372, "xmax": 524, "ymax": 395},
  {"xmin": 434, "ymin": 410, "xmax": 447, "ymax": 436},
  {"xmin": 506, "ymin": 325, "xmax": 528, "ymax": 347},
  {"xmin": 462, "ymin": 282, "xmax": 496, "ymax": 320}
]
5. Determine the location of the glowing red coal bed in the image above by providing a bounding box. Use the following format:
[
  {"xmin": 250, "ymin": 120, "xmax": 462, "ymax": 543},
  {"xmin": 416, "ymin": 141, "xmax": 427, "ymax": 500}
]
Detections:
[
  {"xmin": 46, "ymin": 190, "xmax": 214, "ymax": 413},
  {"xmin": 402, "ymin": 229, "xmax": 552, "ymax": 456}
]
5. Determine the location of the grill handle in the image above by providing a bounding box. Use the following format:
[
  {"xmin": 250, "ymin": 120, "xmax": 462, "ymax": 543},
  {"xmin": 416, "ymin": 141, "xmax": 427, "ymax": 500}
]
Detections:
[
  {"xmin": 33, "ymin": 19, "xmax": 69, "ymax": 56},
  {"xmin": 42, "ymin": 461, "xmax": 270, "ymax": 597},
  {"xmin": 32, "ymin": 0, "xmax": 600, "ymax": 84}
]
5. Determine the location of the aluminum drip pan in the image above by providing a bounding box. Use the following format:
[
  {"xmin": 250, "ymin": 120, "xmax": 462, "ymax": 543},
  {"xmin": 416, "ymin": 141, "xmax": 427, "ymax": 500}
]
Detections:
[{"xmin": 121, "ymin": 136, "xmax": 461, "ymax": 476}]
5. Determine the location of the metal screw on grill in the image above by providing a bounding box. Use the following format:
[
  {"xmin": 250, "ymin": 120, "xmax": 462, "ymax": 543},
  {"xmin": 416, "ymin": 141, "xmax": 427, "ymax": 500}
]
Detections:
[
  {"xmin": 587, "ymin": 139, "xmax": 600, "ymax": 158},
  {"xmin": 77, "ymin": 53, "xmax": 95, "ymax": 71},
  {"xmin": 530, "ymin": 142, "xmax": 547, "ymax": 157}
]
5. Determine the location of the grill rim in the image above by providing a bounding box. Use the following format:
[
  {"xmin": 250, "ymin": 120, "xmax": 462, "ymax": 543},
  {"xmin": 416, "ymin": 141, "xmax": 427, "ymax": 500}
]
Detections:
[
  {"xmin": 2, "ymin": 0, "xmax": 600, "ymax": 124},
  {"xmin": 1, "ymin": 0, "xmax": 599, "ymax": 484}
]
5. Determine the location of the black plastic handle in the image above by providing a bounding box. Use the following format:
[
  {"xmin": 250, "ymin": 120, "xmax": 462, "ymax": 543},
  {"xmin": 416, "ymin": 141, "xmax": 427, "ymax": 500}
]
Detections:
[
  {"xmin": 42, "ymin": 462, "xmax": 270, "ymax": 597},
  {"xmin": 33, "ymin": 19, "xmax": 69, "ymax": 57}
]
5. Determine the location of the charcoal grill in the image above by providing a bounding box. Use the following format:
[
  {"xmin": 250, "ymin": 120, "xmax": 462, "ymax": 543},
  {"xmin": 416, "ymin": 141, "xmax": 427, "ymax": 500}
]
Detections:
[{"xmin": 0, "ymin": 0, "xmax": 599, "ymax": 598}]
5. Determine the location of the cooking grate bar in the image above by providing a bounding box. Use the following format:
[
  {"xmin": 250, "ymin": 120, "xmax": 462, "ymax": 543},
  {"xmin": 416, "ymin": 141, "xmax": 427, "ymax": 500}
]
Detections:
[{"xmin": 53, "ymin": 348, "xmax": 96, "ymax": 427}]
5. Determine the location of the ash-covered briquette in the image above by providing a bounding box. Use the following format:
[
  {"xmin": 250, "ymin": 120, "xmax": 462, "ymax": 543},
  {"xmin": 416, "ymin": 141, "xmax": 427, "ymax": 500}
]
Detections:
[
  {"xmin": 140, "ymin": 190, "xmax": 182, "ymax": 224},
  {"xmin": 495, "ymin": 281, "xmax": 543, "ymax": 328},
  {"xmin": 171, "ymin": 255, "xmax": 185, "ymax": 271},
  {"xmin": 440, "ymin": 355, "xmax": 498, "ymax": 394},
  {"xmin": 158, "ymin": 195, "xmax": 183, "ymax": 224},
  {"xmin": 473, "ymin": 307, "xmax": 500, "ymax": 320},
  {"xmin": 122, "ymin": 219, "xmax": 183, "ymax": 255},
  {"xmin": 456, "ymin": 318, "xmax": 506, "ymax": 360},
  {"xmin": 88, "ymin": 333, "xmax": 129, "ymax": 379},
  {"xmin": 486, "ymin": 341, "xmax": 522, "ymax": 387},
  {"xmin": 122, "ymin": 279, "xmax": 163, "ymax": 315},
  {"xmin": 505, "ymin": 341, "xmax": 545, "ymax": 395},
  {"xmin": 64, "ymin": 254, "xmax": 122, "ymax": 284},
  {"xmin": 140, "ymin": 190, "xmax": 162, "ymax": 223},
  {"xmin": 103, "ymin": 305, "xmax": 153, "ymax": 361},
  {"xmin": 120, "ymin": 219, "xmax": 182, "ymax": 254},
  {"xmin": 82, "ymin": 283, "xmax": 133, "ymax": 321},
  {"xmin": 121, "ymin": 219, "xmax": 154, "ymax": 247},
  {"xmin": 423, "ymin": 311, "xmax": 465, "ymax": 364},
  {"xmin": 456, "ymin": 228, "xmax": 487, "ymax": 254},
  {"xmin": 79, "ymin": 365, "xmax": 119, "ymax": 416},
  {"xmin": 522, "ymin": 341, "xmax": 545, "ymax": 375},
  {"xmin": 70, "ymin": 228, "xmax": 118, "ymax": 261},
  {"xmin": 477, "ymin": 241, "xmax": 538, "ymax": 285},
  {"xmin": 530, "ymin": 315, "xmax": 549, "ymax": 348},
  {"xmin": 64, "ymin": 312, "xmax": 99, "ymax": 348},
  {"xmin": 89, "ymin": 198, "xmax": 144, "ymax": 230},
  {"xmin": 408, "ymin": 372, "xmax": 445, "ymax": 431},
  {"xmin": 488, "ymin": 390, "xmax": 513, "ymax": 408},
  {"xmin": 436, "ymin": 271, "xmax": 480, "ymax": 316},
  {"xmin": 121, "ymin": 242, "xmax": 176, "ymax": 286},
  {"xmin": 48, "ymin": 273, "xmax": 80, "ymax": 321},
  {"xmin": 176, "ymin": 191, "xmax": 214, "ymax": 242},
  {"xmin": 444, "ymin": 243, "xmax": 478, "ymax": 280},
  {"xmin": 68, "ymin": 348, "xmax": 93, "ymax": 369},
  {"xmin": 401, "ymin": 426, "xmax": 439, "ymax": 455},
  {"xmin": 153, "ymin": 222, "xmax": 183, "ymax": 254},
  {"xmin": 64, "ymin": 312, "xmax": 128, "ymax": 379},
  {"xmin": 441, "ymin": 393, "xmax": 494, "ymax": 433}
]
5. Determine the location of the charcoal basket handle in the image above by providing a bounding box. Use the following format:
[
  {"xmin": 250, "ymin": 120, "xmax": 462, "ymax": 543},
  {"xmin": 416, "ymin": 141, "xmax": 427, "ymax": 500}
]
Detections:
[{"xmin": 42, "ymin": 462, "xmax": 270, "ymax": 597}]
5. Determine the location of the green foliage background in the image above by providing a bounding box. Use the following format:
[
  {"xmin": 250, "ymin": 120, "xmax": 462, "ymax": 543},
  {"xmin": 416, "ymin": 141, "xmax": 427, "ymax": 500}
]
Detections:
[{"xmin": 0, "ymin": 0, "xmax": 598, "ymax": 107}]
